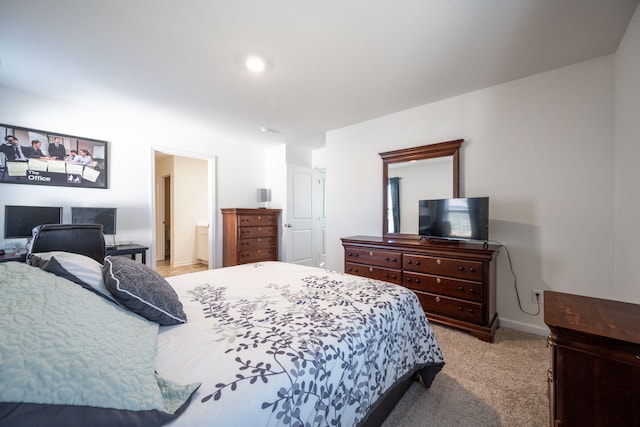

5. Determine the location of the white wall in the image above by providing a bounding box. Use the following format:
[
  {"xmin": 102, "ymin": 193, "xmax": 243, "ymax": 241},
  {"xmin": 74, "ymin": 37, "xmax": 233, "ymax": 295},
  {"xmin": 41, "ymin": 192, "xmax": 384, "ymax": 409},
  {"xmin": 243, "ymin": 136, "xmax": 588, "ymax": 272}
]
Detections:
[
  {"xmin": 0, "ymin": 85, "xmax": 271, "ymax": 268},
  {"xmin": 614, "ymin": 5, "xmax": 640, "ymax": 301},
  {"xmin": 326, "ymin": 55, "xmax": 616, "ymax": 335}
]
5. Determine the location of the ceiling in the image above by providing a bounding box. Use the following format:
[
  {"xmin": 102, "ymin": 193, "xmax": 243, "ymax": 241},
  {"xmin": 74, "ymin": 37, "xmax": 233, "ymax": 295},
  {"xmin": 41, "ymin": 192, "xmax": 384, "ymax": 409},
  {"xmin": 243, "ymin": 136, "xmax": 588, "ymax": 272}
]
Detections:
[{"xmin": 0, "ymin": 0, "xmax": 638, "ymax": 149}]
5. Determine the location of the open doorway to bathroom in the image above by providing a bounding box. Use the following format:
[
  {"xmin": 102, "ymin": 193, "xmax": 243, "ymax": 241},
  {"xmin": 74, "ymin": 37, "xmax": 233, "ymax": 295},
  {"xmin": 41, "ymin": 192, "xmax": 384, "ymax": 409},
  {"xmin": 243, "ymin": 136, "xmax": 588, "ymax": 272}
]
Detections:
[{"xmin": 152, "ymin": 147, "xmax": 216, "ymax": 274}]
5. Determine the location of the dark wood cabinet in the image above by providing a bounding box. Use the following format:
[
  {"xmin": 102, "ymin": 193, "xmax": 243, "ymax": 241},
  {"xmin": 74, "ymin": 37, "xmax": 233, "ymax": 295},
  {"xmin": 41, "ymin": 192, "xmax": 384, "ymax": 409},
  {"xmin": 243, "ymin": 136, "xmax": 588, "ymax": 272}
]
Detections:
[
  {"xmin": 222, "ymin": 208, "xmax": 281, "ymax": 267},
  {"xmin": 545, "ymin": 291, "xmax": 640, "ymax": 427},
  {"xmin": 342, "ymin": 235, "xmax": 499, "ymax": 342}
]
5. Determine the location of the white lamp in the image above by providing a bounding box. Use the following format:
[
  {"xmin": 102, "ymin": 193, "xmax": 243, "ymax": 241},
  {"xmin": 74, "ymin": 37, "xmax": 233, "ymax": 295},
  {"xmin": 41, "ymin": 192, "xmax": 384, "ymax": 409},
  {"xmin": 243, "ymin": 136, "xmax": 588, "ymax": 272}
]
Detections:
[{"xmin": 257, "ymin": 188, "xmax": 271, "ymax": 209}]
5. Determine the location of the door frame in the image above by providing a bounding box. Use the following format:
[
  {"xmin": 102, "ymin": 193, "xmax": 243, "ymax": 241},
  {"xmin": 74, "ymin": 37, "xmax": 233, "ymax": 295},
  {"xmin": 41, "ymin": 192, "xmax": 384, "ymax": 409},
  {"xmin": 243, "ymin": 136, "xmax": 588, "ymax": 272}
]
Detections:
[{"xmin": 150, "ymin": 145, "xmax": 217, "ymax": 269}]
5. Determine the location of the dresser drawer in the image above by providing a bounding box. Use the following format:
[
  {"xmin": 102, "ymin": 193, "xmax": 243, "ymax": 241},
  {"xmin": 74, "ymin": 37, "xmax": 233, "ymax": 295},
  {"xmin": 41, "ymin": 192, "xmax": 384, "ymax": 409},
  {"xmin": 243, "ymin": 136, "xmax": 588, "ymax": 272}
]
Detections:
[
  {"xmin": 344, "ymin": 247, "xmax": 401, "ymax": 269},
  {"xmin": 414, "ymin": 291, "xmax": 483, "ymax": 324},
  {"xmin": 239, "ymin": 226, "xmax": 277, "ymax": 238},
  {"xmin": 238, "ymin": 247, "xmax": 277, "ymax": 263},
  {"xmin": 403, "ymin": 272, "xmax": 484, "ymax": 302},
  {"xmin": 238, "ymin": 214, "xmax": 278, "ymax": 226},
  {"xmin": 345, "ymin": 262, "xmax": 402, "ymax": 285},
  {"xmin": 239, "ymin": 237, "xmax": 277, "ymax": 250},
  {"xmin": 404, "ymin": 254, "xmax": 483, "ymax": 281}
]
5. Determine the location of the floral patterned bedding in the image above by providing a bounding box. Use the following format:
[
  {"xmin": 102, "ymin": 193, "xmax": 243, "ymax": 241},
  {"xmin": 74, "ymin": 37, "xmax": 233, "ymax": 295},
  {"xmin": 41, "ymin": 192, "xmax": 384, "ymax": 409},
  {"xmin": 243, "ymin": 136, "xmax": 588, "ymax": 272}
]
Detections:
[{"xmin": 158, "ymin": 262, "xmax": 444, "ymax": 427}]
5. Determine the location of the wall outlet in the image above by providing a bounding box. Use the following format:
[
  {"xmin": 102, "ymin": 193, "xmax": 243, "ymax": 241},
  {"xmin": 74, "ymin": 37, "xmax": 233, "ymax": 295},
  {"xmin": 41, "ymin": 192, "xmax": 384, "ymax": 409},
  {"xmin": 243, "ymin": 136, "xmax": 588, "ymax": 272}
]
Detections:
[{"xmin": 532, "ymin": 290, "xmax": 544, "ymax": 305}]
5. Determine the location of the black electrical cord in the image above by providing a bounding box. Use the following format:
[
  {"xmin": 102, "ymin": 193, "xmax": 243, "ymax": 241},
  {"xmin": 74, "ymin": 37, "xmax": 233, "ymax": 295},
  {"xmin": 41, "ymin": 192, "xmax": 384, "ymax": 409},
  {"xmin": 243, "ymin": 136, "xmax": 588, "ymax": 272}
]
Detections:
[{"xmin": 487, "ymin": 240, "xmax": 540, "ymax": 316}]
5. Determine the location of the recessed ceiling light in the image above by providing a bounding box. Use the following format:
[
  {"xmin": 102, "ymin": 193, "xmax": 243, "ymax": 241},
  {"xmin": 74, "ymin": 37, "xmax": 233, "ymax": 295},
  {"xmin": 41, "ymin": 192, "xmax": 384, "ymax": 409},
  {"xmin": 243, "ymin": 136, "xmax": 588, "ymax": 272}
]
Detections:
[
  {"xmin": 259, "ymin": 127, "xmax": 279, "ymax": 134},
  {"xmin": 246, "ymin": 55, "xmax": 266, "ymax": 73}
]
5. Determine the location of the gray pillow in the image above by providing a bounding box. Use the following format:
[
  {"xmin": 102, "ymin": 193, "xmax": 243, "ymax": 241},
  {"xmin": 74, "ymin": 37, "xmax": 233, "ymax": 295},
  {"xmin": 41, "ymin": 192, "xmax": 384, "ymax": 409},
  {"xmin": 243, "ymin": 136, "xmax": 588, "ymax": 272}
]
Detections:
[
  {"xmin": 102, "ymin": 256, "xmax": 187, "ymax": 325},
  {"xmin": 29, "ymin": 251, "xmax": 118, "ymax": 304}
]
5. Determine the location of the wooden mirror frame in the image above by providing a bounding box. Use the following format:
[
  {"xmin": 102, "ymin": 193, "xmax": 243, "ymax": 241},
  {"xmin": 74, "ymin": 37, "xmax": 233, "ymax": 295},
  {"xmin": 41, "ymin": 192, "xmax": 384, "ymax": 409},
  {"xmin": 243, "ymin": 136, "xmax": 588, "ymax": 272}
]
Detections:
[{"xmin": 380, "ymin": 139, "xmax": 463, "ymax": 238}]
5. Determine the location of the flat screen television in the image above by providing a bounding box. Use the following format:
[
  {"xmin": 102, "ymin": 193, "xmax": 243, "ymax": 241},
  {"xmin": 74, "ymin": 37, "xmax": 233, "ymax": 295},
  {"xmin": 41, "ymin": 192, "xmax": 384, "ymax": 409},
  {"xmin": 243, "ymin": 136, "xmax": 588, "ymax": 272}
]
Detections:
[
  {"xmin": 418, "ymin": 197, "xmax": 489, "ymax": 242},
  {"xmin": 71, "ymin": 207, "xmax": 117, "ymax": 235},
  {"xmin": 4, "ymin": 205, "xmax": 63, "ymax": 239}
]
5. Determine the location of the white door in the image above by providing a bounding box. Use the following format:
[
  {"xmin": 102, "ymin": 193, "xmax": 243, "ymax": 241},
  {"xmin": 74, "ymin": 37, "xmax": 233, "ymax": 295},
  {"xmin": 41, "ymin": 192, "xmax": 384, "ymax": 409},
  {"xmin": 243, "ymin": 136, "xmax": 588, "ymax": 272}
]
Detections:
[
  {"xmin": 285, "ymin": 166, "xmax": 314, "ymax": 265},
  {"xmin": 284, "ymin": 166, "xmax": 326, "ymax": 266}
]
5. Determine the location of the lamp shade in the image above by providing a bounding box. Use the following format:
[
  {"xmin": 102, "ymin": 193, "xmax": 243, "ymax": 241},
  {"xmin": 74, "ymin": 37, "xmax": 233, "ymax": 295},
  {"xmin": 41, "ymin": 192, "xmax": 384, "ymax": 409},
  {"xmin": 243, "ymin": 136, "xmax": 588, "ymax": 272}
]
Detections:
[{"xmin": 257, "ymin": 188, "xmax": 271, "ymax": 203}]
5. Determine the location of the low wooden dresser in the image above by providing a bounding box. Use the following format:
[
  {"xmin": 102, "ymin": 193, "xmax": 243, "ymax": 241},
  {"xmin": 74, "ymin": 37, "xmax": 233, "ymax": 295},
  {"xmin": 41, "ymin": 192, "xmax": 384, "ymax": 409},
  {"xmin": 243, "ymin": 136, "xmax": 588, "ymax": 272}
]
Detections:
[
  {"xmin": 544, "ymin": 291, "xmax": 640, "ymax": 427},
  {"xmin": 341, "ymin": 235, "xmax": 499, "ymax": 342},
  {"xmin": 222, "ymin": 208, "xmax": 281, "ymax": 267}
]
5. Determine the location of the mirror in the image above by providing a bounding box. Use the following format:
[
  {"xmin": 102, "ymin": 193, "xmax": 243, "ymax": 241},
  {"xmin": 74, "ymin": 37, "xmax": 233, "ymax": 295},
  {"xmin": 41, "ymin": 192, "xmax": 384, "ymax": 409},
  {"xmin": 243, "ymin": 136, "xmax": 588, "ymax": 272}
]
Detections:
[{"xmin": 380, "ymin": 139, "xmax": 462, "ymax": 238}]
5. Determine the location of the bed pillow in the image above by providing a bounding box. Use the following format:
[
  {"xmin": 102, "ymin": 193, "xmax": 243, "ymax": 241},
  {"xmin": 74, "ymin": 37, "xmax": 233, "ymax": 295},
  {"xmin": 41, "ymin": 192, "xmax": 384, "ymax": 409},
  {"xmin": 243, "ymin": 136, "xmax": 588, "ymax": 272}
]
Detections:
[
  {"xmin": 103, "ymin": 256, "xmax": 187, "ymax": 325},
  {"xmin": 28, "ymin": 251, "xmax": 117, "ymax": 304}
]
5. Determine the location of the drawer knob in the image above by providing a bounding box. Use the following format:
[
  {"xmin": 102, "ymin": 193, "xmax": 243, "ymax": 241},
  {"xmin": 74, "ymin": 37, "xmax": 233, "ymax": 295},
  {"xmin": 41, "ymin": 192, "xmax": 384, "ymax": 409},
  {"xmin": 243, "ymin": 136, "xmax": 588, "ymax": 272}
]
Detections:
[
  {"xmin": 392, "ymin": 258, "xmax": 397, "ymax": 262},
  {"xmin": 392, "ymin": 275, "xmax": 397, "ymax": 279},
  {"xmin": 470, "ymin": 288, "xmax": 475, "ymax": 293},
  {"xmin": 384, "ymin": 273, "xmax": 389, "ymax": 277},
  {"xmin": 470, "ymin": 267, "xmax": 476, "ymax": 272},
  {"xmin": 415, "ymin": 261, "xmax": 420, "ymax": 266},
  {"xmin": 369, "ymin": 251, "xmax": 373, "ymax": 256},
  {"xmin": 415, "ymin": 279, "xmax": 420, "ymax": 284},
  {"xmin": 407, "ymin": 260, "xmax": 412, "ymax": 264},
  {"xmin": 406, "ymin": 277, "xmax": 412, "ymax": 283},
  {"xmin": 435, "ymin": 296, "xmax": 440, "ymax": 302},
  {"xmin": 458, "ymin": 286, "xmax": 464, "ymax": 291},
  {"xmin": 369, "ymin": 267, "xmax": 373, "ymax": 273},
  {"xmin": 436, "ymin": 277, "xmax": 441, "ymax": 284},
  {"xmin": 459, "ymin": 266, "xmax": 465, "ymax": 271},
  {"xmin": 436, "ymin": 259, "xmax": 441, "ymax": 265},
  {"xmin": 469, "ymin": 308, "xmax": 474, "ymax": 313},
  {"xmin": 458, "ymin": 306, "xmax": 463, "ymax": 311}
]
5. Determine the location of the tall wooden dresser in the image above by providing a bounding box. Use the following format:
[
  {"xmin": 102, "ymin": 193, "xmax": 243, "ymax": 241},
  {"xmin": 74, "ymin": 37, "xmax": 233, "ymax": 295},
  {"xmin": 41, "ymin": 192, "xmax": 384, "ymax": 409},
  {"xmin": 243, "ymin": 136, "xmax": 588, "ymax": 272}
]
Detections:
[
  {"xmin": 222, "ymin": 208, "xmax": 281, "ymax": 267},
  {"xmin": 545, "ymin": 291, "xmax": 640, "ymax": 427},
  {"xmin": 341, "ymin": 235, "xmax": 499, "ymax": 342}
]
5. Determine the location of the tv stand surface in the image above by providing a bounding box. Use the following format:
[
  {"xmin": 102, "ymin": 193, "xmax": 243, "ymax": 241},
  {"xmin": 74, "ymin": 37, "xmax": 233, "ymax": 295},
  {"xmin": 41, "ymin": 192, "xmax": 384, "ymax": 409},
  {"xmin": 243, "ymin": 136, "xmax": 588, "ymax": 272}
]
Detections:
[
  {"xmin": 342, "ymin": 235, "xmax": 500, "ymax": 342},
  {"xmin": 106, "ymin": 244, "xmax": 148, "ymax": 264}
]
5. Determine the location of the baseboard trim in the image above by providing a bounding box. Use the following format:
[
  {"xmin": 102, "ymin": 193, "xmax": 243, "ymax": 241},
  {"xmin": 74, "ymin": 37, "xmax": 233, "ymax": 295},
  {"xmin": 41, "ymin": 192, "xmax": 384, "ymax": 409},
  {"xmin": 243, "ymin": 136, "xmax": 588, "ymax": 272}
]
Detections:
[{"xmin": 499, "ymin": 318, "xmax": 550, "ymax": 337}]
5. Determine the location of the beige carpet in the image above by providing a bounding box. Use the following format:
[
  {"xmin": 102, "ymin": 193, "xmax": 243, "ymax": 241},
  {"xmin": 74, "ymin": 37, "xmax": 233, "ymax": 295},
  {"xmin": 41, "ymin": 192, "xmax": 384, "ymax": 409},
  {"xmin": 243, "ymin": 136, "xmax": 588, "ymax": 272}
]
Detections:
[{"xmin": 383, "ymin": 324, "xmax": 549, "ymax": 427}]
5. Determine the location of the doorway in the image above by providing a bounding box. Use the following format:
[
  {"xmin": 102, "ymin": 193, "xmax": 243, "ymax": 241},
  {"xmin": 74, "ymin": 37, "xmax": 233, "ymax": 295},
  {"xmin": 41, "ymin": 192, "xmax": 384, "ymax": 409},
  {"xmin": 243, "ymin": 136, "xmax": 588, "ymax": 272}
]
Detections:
[{"xmin": 151, "ymin": 147, "xmax": 216, "ymax": 269}]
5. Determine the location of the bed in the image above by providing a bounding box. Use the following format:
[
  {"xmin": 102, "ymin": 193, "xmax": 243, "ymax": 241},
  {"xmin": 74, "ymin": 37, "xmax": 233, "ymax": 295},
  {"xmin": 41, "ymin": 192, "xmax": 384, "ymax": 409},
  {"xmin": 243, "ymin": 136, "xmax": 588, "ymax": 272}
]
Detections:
[{"xmin": 0, "ymin": 227, "xmax": 444, "ymax": 427}]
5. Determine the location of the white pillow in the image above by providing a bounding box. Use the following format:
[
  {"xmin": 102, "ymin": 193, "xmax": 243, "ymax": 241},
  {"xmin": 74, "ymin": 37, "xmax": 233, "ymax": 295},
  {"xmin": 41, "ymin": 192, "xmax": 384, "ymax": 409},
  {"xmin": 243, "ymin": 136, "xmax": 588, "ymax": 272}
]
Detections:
[{"xmin": 29, "ymin": 251, "xmax": 116, "ymax": 303}]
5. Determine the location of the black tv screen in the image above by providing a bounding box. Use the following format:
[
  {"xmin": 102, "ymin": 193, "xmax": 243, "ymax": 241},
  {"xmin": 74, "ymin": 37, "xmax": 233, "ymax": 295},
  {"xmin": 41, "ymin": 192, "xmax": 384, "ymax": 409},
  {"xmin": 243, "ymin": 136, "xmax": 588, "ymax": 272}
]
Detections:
[
  {"xmin": 4, "ymin": 205, "xmax": 63, "ymax": 239},
  {"xmin": 418, "ymin": 197, "xmax": 489, "ymax": 242},
  {"xmin": 71, "ymin": 207, "xmax": 117, "ymax": 235}
]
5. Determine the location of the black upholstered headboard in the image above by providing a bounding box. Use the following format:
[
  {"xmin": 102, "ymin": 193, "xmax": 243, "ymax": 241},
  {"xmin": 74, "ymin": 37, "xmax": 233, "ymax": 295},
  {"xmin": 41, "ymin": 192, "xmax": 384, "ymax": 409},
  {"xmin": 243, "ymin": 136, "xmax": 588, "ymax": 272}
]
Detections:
[{"xmin": 28, "ymin": 224, "xmax": 106, "ymax": 263}]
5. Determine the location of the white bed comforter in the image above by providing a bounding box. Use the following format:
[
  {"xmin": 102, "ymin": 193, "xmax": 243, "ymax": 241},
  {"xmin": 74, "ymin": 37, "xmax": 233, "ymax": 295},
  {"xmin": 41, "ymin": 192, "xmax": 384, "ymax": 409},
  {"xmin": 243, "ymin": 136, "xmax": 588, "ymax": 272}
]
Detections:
[{"xmin": 158, "ymin": 262, "xmax": 444, "ymax": 427}]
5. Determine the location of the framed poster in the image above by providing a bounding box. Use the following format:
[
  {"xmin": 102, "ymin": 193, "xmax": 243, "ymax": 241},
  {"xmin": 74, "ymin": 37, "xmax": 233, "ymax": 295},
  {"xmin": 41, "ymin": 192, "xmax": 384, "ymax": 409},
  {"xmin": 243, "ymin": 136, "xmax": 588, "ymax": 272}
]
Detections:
[{"xmin": 0, "ymin": 124, "xmax": 108, "ymax": 189}]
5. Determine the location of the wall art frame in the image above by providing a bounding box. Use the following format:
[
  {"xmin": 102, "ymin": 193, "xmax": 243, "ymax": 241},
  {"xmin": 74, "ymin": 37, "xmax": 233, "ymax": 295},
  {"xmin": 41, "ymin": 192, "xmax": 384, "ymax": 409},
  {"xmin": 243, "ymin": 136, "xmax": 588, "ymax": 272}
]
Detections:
[{"xmin": 0, "ymin": 123, "xmax": 109, "ymax": 189}]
